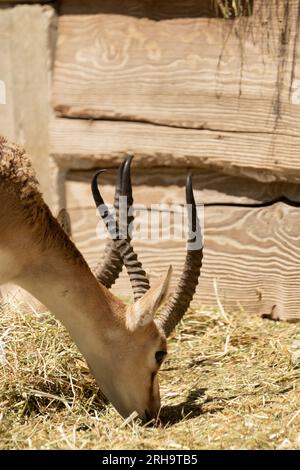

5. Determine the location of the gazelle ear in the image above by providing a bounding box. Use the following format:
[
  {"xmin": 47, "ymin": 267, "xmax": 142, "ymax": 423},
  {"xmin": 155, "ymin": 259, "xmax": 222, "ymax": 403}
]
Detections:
[
  {"xmin": 57, "ymin": 208, "xmax": 72, "ymax": 237},
  {"xmin": 126, "ymin": 266, "xmax": 172, "ymax": 331}
]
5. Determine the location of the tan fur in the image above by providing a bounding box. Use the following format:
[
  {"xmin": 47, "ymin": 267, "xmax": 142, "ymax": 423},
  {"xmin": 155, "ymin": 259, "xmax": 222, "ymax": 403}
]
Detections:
[
  {"xmin": 0, "ymin": 136, "xmax": 40, "ymax": 201},
  {"xmin": 0, "ymin": 136, "xmax": 89, "ymax": 268},
  {"xmin": 0, "ymin": 136, "xmax": 170, "ymax": 421}
]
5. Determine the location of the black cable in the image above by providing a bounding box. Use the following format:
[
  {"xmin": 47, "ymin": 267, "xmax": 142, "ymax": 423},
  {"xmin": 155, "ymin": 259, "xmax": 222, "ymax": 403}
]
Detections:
[{"xmin": 203, "ymin": 196, "xmax": 300, "ymax": 208}]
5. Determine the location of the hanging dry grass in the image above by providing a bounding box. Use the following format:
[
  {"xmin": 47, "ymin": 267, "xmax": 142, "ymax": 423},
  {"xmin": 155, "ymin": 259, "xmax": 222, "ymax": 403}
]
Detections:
[
  {"xmin": 0, "ymin": 294, "xmax": 300, "ymax": 450},
  {"xmin": 213, "ymin": 0, "xmax": 253, "ymax": 18}
]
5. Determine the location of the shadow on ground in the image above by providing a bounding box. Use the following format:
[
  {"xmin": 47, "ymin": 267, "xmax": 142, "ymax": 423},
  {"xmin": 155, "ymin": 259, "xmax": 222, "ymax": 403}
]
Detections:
[{"xmin": 159, "ymin": 387, "xmax": 222, "ymax": 426}]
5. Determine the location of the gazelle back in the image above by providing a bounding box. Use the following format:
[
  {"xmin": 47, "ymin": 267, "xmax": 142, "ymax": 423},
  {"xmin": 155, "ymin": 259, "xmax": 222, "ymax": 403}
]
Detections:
[{"xmin": 0, "ymin": 136, "xmax": 202, "ymax": 422}]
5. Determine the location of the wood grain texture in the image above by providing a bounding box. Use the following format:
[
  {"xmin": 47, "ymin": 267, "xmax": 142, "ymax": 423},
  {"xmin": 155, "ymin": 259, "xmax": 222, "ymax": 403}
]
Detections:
[
  {"xmin": 0, "ymin": 9, "xmax": 15, "ymax": 140},
  {"xmin": 65, "ymin": 170, "xmax": 300, "ymax": 321},
  {"xmin": 67, "ymin": 168, "xmax": 300, "ymax": 208},
  {"xmin": 0, "ymin": 5, "xmax": 56, "ymax": 207},
  {"xmin": 53, "ymin": 1, "xmax": 300, "ymax": 137},
  {"xmin": 50, "ymin": 118, "xmax": 300, "ymax": 183}
]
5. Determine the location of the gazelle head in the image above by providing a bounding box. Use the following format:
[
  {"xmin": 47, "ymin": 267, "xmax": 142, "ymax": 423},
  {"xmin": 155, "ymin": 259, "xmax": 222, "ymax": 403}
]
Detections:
[
  {"xmin": 89, "ymin": 269, "xmax": 171, "ymax": 421},
  {"xmin": 88, "ymin": 158, "xmax": 203, "ymax": 422}
]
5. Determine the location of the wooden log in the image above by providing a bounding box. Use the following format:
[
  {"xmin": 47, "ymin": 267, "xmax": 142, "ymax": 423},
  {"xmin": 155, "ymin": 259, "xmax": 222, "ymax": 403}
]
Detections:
[
  {"xmin": 65, "ymin": 169, "xmax": 300, "ymax": 321},
  {"xmin": 50, "ymin": 117, "xmax": 300, "ymax": 183},
  {"xmin": 53, "ymin": 1, "xmax": 300, "ymax": 137},
  {"xmin": 67, "ymin": 168, "xmax": 300, "ymax": 208}
]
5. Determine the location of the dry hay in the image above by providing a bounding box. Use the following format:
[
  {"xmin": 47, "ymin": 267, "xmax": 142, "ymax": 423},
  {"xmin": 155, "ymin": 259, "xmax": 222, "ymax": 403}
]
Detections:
[
  {"xmin": 213, "ymin": 0, "xmax": 252, "ymax": 18},
  {"xmin": 0, "ymin": 293, "xmax": 300, "ymax": 450}
]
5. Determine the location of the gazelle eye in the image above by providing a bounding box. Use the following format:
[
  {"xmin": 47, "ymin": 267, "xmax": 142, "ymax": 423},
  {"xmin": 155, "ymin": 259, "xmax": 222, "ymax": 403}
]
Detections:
[{"xmin": 155, "ymin": 351, "xmax": 167, "ymax": 365}]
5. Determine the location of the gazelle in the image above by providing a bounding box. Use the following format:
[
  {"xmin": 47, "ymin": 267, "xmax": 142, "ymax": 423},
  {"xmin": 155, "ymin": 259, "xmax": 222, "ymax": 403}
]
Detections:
[{"xmin": 0, "ymin": 135, "xmax": 203, "ymax": 422}]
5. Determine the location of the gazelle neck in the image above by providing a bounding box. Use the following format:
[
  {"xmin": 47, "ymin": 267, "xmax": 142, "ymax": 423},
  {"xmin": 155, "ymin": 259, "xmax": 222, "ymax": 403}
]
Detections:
[{"xmin": 14, "ymin": 226, "xmax": 124, "ymax": 362}]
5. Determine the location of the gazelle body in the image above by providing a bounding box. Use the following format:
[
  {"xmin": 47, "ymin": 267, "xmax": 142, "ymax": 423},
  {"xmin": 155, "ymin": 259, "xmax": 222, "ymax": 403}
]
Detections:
[{"xmin": 0, "ymin": 136, "xmax": 202, "ymax": 422}]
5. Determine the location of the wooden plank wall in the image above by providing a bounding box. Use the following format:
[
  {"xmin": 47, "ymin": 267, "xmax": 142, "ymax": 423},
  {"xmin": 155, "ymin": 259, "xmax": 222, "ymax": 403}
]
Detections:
[
  {"xmin": 66, "ymin": 168, "xmax": 300, "ymax": 321},
  {"xmin": 50, "ymin": 0, "xmax": 300, "ymax": 320},
  {"xmin": 52, "ymin": 0, "xmax": 300, "ymax": 183},
  {"xmin": 0, "ymin": 3, "xmax": 56, "ymax": 206},
  {"xmin": 51, "ymin": 117, "xmax": 300, "ymax": 183},
  {"xmin": 53, "ymin": 2, "xmax": 285, "ymax": 131}
]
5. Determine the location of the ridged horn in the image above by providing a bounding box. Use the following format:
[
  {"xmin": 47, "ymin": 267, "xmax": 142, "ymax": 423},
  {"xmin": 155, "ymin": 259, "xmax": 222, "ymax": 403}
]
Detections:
[
  {"xmin": 94, "ymin": 156, "xmax": 133, "ymax": 288},
  {"xmin": 156, "ymin": 175, "xmax": 203, "ymax": 337},
  {"xmin": 91, "ymin": 170, "xmax": 150, "ymax": 301}
]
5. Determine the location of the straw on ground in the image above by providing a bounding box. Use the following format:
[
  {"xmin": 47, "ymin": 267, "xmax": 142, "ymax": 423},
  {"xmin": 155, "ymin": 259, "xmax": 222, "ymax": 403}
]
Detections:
[{"xmin": 0, "ymin": 297, "xmax": 300, "ymax": 450}]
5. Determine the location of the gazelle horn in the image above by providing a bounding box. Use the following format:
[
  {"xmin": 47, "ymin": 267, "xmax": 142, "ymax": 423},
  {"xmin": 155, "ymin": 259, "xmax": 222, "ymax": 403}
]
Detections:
[
  {"xmin": 91, "ymin": 170, "xmax": 150, "ymax": 301},
  {"xmin": 94, "ymin": 156, "xmax": 133, "ymax": 288},
  {"xmin": 156, "ymin": 175, "xmax": 203, "ymax": 337}
]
